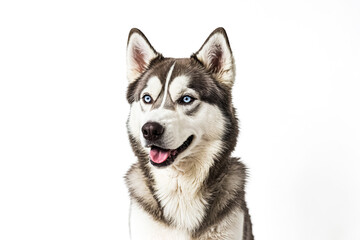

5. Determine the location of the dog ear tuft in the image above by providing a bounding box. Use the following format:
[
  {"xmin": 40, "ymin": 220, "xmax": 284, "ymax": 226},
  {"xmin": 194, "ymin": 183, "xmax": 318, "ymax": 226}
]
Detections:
[
  {"xmin": 193, "ymin": 28, "xmax": 235, "ymax": 87},
  {"xmin": 127, "ymin": 28, "xmax": 160, "ymax": 83}
]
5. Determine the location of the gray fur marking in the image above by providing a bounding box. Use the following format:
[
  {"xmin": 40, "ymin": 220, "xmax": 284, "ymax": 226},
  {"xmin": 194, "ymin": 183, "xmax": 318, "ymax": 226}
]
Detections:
[{"xmin": 185, "ymin": 103, "xmax": 201, "ymax": 116}]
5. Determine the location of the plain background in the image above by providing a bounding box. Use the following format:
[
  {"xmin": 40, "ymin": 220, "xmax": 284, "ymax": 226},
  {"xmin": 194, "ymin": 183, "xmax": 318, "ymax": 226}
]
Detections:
[{"xmin": 1, "ymin": 0, "xmax": 359, "ymax": 239}]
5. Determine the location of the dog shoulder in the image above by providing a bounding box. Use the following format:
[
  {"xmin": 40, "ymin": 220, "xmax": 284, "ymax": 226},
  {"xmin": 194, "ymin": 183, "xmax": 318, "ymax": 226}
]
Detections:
[
  {"xmin": 125, "ymin": 163, "xmax": 161, "ymax": 220},
  {"xmin": 197, "ymin": 208, "xmax": 245, "ymax": 240}
]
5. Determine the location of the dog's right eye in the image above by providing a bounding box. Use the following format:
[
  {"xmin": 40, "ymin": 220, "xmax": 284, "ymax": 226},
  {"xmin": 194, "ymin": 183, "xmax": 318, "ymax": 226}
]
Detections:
[{"xmin": 142, "ymin": 95, "xmax": 153, "ymax": 104}]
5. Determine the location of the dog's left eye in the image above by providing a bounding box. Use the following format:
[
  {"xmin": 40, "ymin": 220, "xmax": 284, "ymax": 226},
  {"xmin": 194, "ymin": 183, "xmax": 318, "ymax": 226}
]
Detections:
[
  {"xmin": 143, "ymin": 95, "xmax": 153, "ymax": 104},
  {"xmin": 179, "ymin": 95, "xmax": 194, "ymax": 104}
]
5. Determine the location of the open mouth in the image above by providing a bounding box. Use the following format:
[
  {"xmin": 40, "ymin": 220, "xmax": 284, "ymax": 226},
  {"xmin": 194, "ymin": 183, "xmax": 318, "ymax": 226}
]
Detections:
[{"xmin": 149, "ymin": 135, "xmax": 194, "ymax": 167}]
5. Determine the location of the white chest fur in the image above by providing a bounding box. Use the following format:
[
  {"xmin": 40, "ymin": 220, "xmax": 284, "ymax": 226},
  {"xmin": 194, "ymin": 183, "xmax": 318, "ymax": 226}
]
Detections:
[
  {"xmin": 128, "ymin": 161, "xmax": 245, "ymax": 240},
  {"xmin": 130, "ymin": 201, "xmax": 191, "ymax": 240},
  {"xmin": 153, "ymin": 167, "xmax": 208, "ymax": 232},
  {"xmin": 129, "ymin": 200, "xmax": 245, "ymax": 240}
]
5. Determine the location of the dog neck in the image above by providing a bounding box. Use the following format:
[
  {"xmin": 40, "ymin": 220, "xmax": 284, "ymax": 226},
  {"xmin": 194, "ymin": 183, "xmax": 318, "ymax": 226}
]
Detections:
[{"xmin": 149, "ymin": 139, "xmax": 222, "ymax": 232}]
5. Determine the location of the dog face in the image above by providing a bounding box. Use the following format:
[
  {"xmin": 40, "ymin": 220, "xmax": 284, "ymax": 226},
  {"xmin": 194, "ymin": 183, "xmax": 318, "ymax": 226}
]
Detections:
[{"xmin": 126, "ymin": 28, "xmax": 237, "ymax": 168}]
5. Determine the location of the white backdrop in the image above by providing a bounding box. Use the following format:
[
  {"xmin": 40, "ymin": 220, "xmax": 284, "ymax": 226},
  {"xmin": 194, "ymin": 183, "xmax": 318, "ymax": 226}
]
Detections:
[{"xmin": 1, "ymin": 0, "xmax": 359, "ymax": 239}]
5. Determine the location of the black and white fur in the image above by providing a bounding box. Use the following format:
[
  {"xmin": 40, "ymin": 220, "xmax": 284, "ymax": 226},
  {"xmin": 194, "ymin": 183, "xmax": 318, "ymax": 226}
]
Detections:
[{"xmin": 125, "ymin": 28, "xmax": 254, "ymax": 240}]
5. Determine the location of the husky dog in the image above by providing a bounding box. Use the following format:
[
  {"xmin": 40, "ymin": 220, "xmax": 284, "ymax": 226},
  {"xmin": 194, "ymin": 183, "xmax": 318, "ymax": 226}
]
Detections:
[{"xmin": 125, "ymin": 28, "xmax": 254, "ymax": 240}]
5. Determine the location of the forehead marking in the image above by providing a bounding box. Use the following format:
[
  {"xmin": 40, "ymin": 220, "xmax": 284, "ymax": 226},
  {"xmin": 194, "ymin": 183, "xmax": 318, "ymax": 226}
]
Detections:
[
  {"xmin": 142, "ymin": 76, "xmax": 161, "ymax": 97},
  {"xmin": 160, "ymin": 63, "xmax": 176, "ymax": 109},
  {"xmin": 169, "ymin": 75, "xmax": 190, "ymax": 101}
]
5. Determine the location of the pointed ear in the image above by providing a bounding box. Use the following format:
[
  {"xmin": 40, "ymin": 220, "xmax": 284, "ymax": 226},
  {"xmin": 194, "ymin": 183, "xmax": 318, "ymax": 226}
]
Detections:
[
  {"xmin": 127, "ymin": 28, "xmax": 160, "ymax": 83},
  {"xmin": 194, "ymin": 28, "xmax": 235, "ymax": 87}
]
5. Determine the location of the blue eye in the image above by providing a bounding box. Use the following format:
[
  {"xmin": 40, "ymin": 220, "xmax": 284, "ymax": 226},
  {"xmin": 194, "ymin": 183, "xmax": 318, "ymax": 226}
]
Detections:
[
  {"xmin": 181, "ymin": 95, "xmax": 194, "ymax": 104},
  {"xmin": 143, "ymin": 95, "xmax": 152, "ymax": 104}
]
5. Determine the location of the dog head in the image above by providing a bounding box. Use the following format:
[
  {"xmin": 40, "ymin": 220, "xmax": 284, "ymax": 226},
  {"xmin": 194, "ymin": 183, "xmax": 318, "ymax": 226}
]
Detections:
[{"xmin": 126, "ymin": 28, "xmax": 238, "ymax": 170}]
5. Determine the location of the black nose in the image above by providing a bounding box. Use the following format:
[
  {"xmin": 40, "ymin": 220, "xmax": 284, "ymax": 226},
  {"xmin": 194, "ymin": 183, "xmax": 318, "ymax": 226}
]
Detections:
[{"xmin": 142, "ymin": 122, "xmax": 164, "ymax": 141}]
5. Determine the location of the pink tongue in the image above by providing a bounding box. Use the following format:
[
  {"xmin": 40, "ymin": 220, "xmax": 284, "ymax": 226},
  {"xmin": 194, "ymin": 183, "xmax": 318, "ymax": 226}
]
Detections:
[{"xmin": 150, "ymin": 148, "xmax": 171, "ymax": 164}]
